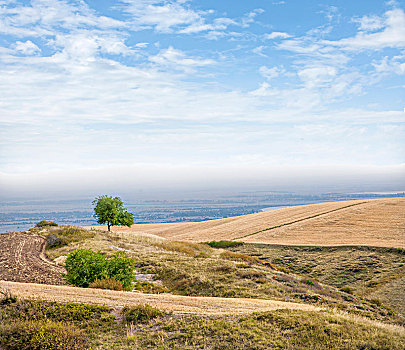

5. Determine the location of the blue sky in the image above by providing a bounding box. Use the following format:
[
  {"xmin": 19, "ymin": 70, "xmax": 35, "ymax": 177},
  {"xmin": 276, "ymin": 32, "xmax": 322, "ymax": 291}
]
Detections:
[{"xmin": 0, "ymin": 0, "xmax": 404, "ymax": 196}]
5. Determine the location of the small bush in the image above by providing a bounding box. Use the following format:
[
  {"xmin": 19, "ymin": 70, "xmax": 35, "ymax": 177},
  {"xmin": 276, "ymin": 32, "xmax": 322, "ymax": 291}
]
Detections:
[
  {"xmin": 368, "ymin": 298, "xmax": 382, "ymax": 306},
  {"xmin": 134, "ymin": 281, "xmax": 169, "ymax": 294},
  {"xmin": 276, "ymin": 266, "xmax": 290, "ymax": 274},
  {"xmin": 304, "ymin": 279, "xmax": 314, "ymax": 286},
  {"xmin": 46, "ymin": 226, "xmax": 95, "ymax": 249},
  {"xmin": 340, "ymin": 286, "xmax": 354, "ymax": 294},
  {"xmin": 0, "ymin": 320, "xmax": 88, "ymax": 350},
  {"xmin": 65, "ymin": 249, "xmax": 108, "ymax": 288},
  {"xmin": 206, "ymin": 241, "xmax": 243, "ymax": 249},
  {"xmin": 220, "ymin": 251, "xmax": 262, "ymax": 265},
  {"xmin": 0, "ymin": 289, "xmax": 17, "ymax": 305},
  {"xmin": 122, "ymin": 304, "xmax": 163, "ymax": 324},
  {"xmin": 46, "ymin": 234, "xmax": 66, "ymax": 248},
  {"xmin": 65, "ymin": 249, "xmax": 135, "ymax": 290},
  {"xmin": 36, "ymin": 220, "xmax": 58, "ymax": 227},
  {"xmin": 89, "ymin": 278, "xmax": 124, "ymax": 291},
  {"xmin": 106, "ymin": 252, "xmax": 137, "ymax": 290}
]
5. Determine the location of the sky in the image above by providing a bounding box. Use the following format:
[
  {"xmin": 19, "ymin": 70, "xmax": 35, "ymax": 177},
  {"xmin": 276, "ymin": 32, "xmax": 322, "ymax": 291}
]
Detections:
[{"xmin": 0, "ymin": 0, "xmax": 404, "ymax": 198}]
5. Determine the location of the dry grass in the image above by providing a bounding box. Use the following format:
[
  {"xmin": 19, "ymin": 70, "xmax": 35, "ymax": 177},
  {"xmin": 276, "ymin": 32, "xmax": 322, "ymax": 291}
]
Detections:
[
  {"xmin": 0, "ymin": 280, "xmax": 319, "ymax": 315},
  {"xmin": 88, "ymin": 197, "xmax": 405, "ymax": 248}
]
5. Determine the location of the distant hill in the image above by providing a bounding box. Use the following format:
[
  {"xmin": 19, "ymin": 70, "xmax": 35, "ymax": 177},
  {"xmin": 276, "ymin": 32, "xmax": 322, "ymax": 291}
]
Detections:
[{"xmin": 92, "ymin": 197, "xmax": 405, "ymax": 248}]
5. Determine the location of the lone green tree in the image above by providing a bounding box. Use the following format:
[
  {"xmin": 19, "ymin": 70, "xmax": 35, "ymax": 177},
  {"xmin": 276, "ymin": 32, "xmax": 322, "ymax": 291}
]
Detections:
[{"xmin": 93, "ymin": 195, "xmax": 134, "ymax": 231}]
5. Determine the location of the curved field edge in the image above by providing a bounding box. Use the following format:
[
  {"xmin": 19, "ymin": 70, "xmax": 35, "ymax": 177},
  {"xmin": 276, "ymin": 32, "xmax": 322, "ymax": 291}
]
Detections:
[
  {"xmin": 0, "ymin": 280, "xmax": 319, "ymax": 315},
  {"xmin": 88, "ymin": 197, "xmax": 405, "ymax": 249}
]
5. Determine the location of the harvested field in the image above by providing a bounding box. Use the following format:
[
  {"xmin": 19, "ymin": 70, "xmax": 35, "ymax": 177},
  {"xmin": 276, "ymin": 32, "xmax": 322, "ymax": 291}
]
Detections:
[
  {"xmin": 0, "ymin": 280, "xmax": 319, "ymax": 316},
  {"xmin": 0, "ymin": 233, "xmax": 65, "ymax": 285},
  {"xmin": 89, "ymin": 197, "xmax": 405, "ymax": 248}
]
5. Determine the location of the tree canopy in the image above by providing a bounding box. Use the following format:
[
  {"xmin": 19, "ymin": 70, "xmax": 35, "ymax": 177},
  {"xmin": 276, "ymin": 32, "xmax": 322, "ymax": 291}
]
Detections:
[{"xmin": 92, "ymin": 195, "xmax": 134, "ymax": 231}]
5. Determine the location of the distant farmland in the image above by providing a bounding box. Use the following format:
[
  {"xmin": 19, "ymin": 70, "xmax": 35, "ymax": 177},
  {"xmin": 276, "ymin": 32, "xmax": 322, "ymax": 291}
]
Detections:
[{"xmin": 92, "ymin": 197, "xmax": 405, "ymax": 248}]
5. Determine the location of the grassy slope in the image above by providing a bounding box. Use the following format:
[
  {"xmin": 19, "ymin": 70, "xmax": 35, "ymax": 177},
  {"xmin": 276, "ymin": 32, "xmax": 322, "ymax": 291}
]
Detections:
[
  {"xmin": 36, "ymin": 227, "xmax": 403, "ymax": 324},
  {"xmin": 229, "ymin": 244, "xmax": 405, "ymax": 316},
  {"xmin": 1, "ymin": 298, "xmax": 404, "ymax": 350}
]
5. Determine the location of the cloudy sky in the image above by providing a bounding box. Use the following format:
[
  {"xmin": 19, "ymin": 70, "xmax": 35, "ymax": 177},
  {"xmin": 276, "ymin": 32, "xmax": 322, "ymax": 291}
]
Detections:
[{"xmin": 0, "ymin": 0, "xmax": 404, "ymax": 197}]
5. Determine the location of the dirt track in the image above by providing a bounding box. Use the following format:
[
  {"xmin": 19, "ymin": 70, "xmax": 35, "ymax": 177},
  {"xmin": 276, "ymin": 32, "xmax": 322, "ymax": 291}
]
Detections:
[
  {"xmin": 0, "ymin": 280, "xmax": 319, "ymax": 316},
  {"xmin": 91, "ymin": 197, "xmax": 405, "ymax": 248},
  {"xmin": 0, "ymin": 233, "xmax": 65, "ymax": 285}
]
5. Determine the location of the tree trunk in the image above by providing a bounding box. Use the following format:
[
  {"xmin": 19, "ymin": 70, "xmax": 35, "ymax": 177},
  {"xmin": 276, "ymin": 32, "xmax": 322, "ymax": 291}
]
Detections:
[{"xmin": 107, "ymin": 222, "xmax": 110, "ymax": 231}]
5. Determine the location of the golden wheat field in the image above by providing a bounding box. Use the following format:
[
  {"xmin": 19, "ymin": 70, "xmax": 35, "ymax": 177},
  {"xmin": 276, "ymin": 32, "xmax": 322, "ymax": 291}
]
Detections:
[{"xmin": 89, "ymin": 197, "xmax": 405, "ymax": 248}]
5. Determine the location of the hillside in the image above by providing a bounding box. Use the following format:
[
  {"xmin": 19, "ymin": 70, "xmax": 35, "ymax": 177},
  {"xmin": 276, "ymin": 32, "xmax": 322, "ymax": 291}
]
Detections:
[
  {"xmin": 91, "ymin": 197, "xmax": 405, "ymax": 248},
  {"xmin": 1, "ymin": 198, "xmax": 404, "ymax": 349}
]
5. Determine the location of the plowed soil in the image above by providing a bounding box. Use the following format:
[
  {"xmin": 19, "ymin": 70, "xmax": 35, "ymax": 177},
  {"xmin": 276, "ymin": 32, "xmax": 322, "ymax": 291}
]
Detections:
[
  {"xmin": 0, "ymin": 233, "xmax": 65, "ymax": 285},
  {"xmin": 92, "ymin": 197, "xmax": 405, "ymax": 248}
]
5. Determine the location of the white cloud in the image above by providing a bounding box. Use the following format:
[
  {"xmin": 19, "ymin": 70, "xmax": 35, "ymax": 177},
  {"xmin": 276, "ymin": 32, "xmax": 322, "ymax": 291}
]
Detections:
[
  {"xmin": 14, "ymin": 40, "xmax": 41, "ymax": 55},
  {"xmin": 252, "ymin": 46, "xmax": 267, "ymax": 57},
  {"xmin": 120, "ymin": 0, "xmax": 262, "ymax": 36},
  {"xmin": 259, "ymin": 66, "xmax": 284, "ymax": 80},
  {"xmin": 324, "ymin": 9, "xmax": 405, "ymax": 50},
  {"xmin": 0, "ymin": 0, "xmax": 125, "ymax": 38},
  {"xmin": 298, "ymin": 66, "xmax": 337, "ymax": 88},
  {"xmin": 149, "ymin": 46, "xmax": 215, "ymax": 71},
  {"xmin": 354, "ymin": 15, "xmax": 384, "ymax": 31},
  {"xmin": 373, "ymin": 55, "xmax": 405, "ymax": 74},
  {"xmin": 265, "ymin": 31, "xmax": 291, "ymax": 40},
  {"xmin": 241, "ymin": 9, "xmax": 264, "ymax": 27},
  {"xmin": 120, "ymin": 0, "xmax": 206, "ymax": 33}
]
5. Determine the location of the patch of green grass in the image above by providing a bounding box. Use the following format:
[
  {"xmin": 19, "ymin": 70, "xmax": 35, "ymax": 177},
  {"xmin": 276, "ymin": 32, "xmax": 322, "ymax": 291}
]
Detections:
[{"xmin": 206, "ymin": 240, "xmax": 244, "ymax": 249}]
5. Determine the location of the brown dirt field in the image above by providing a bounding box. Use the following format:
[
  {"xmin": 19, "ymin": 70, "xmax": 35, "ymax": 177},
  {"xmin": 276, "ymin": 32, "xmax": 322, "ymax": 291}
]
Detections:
[
  {"xmin": 0, "ymin": 280, "xmax": 319, "ymax": 316},
  {"xmin": 0, "ymin": 233, "xmax": 65, "ymax": 285},
  {"xmin": 89, "ymin": 197, "xmax": 405, "ymax": 248}
]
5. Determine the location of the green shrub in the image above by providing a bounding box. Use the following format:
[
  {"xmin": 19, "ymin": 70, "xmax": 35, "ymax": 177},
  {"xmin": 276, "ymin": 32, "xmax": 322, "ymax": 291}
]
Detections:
[
  {"xmin": 304, "ymin": 279, "xmax": 314, "ymax": 286},
  {"xmin": 122, "ymin": 304, "xmax": 163, "ymax": 324},
  {"xmin": 0, "ymin": 320, "xmax": 88, "ymax": 350},
  {"xmin": 65, "ymin": 249, "xmax": 108, "ymax": 288},
  {"xmin": 206, "ymin": 241, "xmax": 243, "ymax": 249},
  {"xmin": 106, "ymin": 252, "xmax": 136, "ymax": 290},
  {"xmin": 36, "ymin": 220, "xmax": 58, "ymax": 227},
  {"xmin": 65, "ymin": 249, "xmax": 135, "ymax": 290},
  {"xmin": 89, "ymin": 278, "xmax": 124, "ymax": 291}
]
